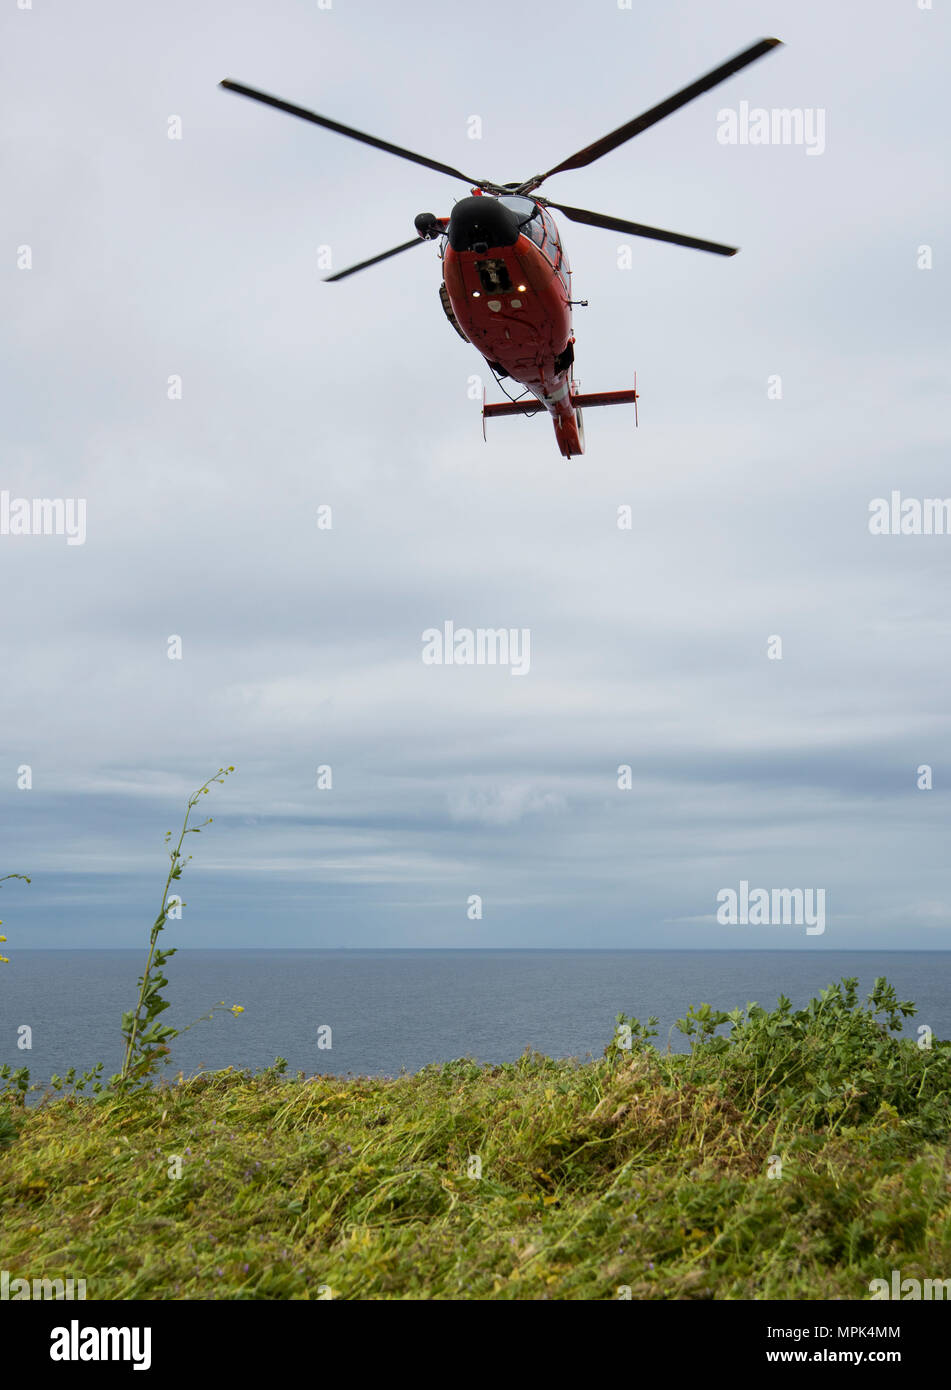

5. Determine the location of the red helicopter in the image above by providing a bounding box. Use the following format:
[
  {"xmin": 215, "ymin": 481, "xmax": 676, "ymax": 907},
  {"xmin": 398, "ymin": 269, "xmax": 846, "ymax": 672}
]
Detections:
[{"xmin": 221, "ymin": 37, "xmax": 781, "ymax": 458}]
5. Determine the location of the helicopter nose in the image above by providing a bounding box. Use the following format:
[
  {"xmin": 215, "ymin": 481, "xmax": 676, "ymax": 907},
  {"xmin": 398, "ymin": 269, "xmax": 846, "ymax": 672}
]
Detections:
[{"xmin": 448, "ymin": 196, "xmax": 520, "ymax": 254}]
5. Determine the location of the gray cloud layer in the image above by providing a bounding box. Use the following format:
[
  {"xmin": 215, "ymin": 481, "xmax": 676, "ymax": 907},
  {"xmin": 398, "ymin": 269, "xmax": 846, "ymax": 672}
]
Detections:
[{"xmin": 2, "ymin": 0, "xmax": 949, "ymax": 948}]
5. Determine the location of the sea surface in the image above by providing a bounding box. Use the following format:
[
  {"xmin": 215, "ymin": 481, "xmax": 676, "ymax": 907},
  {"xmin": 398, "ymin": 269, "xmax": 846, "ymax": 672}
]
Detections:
[{"xmin": 2, "ymin": 950, "xmax": 949, "ymax": 1093}]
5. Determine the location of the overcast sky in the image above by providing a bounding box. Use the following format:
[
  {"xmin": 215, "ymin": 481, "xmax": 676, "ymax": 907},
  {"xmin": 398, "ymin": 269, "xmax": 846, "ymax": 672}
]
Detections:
[{"xmin": 1, "ymin": 0, "xmax": 949, "ymax": 949}]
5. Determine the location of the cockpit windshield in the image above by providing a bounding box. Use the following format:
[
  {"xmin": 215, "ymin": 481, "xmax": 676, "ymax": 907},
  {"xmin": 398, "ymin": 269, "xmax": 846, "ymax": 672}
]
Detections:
[
  {"xmin": 497, "ymin": 195, "xmax": 545, "ymax": 248},
  {"xmin": 497, "ymin": 195, "xmax": 537, "ymax": 224}
]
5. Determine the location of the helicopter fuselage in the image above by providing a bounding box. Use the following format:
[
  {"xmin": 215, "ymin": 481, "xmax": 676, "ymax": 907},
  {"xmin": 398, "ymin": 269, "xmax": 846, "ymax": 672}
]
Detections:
[
  {"xmin": 431, "ymin": 192, "xmax": 585, "ymax": 456},
  {"xmin": 441, "ymin": 193, "xmax": 584, "ymax": 456}
]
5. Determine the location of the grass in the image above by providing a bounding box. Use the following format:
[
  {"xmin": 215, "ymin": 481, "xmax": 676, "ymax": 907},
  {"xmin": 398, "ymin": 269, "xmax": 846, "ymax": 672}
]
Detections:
[{"xmin": 3, "ymin": 979, "xmax": 950, "ymax": 1301}]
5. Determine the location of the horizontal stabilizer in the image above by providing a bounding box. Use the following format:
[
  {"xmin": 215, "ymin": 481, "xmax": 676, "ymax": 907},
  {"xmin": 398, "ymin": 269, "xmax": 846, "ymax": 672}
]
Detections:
[
  {"xmin": 482, "ymin": 387, "xmax": 638, "ymax": 419},
  {"xmin": 482, "ymin": 399, "xmax": 545, "ymax": 418},
  {"xmin": 571, "ymin": 389, "xmax": 638, "ymax": 409}
]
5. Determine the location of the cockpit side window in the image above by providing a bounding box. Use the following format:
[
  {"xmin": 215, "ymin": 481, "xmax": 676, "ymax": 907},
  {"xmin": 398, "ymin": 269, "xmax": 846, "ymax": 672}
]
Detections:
[
  {"xmin": 538, "ymin": 209, "xmax": 569, "ymax": 289},
  {"xmin": 524, "ymin": 217, "xmax": 545, "ymax": 248},
  {"xmin": 539, "ymin": 208, "xmax": 561, "ymax": 254}
]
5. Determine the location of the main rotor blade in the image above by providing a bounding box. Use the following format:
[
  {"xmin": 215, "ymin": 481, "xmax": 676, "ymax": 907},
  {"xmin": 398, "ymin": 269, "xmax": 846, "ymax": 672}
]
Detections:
[
  {"xmin": 545, "ymin": 201, "xmax": 738, "ymax": 256},
  {"xmin": 323, "ymin": 236, "xmax": 426, "ymax": 282},
  {"xmin": 538, "ymin": 37, "xmax": 782, "ymax": 181},
  {"xmin": 220, "ymin": 80, "xmax": 483, "ymax": 186}
]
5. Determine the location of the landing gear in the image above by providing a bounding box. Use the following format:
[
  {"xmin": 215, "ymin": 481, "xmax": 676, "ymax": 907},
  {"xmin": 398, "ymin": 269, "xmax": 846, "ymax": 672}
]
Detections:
[
  {"xmin": 554, "ymin": 340, "xmax": 575, "ymax": 375},
  {"xmin": 438, "ymin": 284, "xmax": 470, "ymax": 342}
]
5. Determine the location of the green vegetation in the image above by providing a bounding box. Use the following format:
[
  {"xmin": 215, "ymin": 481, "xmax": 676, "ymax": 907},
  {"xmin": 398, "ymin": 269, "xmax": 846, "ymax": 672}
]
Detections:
[
  {"xmin": 0, "ymin": 873, "xmax": 30, "ymax": 968},
  {"xmin": 0, "ymin": 769, "xmax": 243, "ymax": 1109},
  {"xmin": 3, "ymin": 979, "xmax": 950, "ymax": 1300},
  {"xmin": 116, "ymin": 765, "xmax": 240, "ymax": 1092},
  {"xmin": 4, "ymin": 777, "xmax": 949, "ymax": 1297}
]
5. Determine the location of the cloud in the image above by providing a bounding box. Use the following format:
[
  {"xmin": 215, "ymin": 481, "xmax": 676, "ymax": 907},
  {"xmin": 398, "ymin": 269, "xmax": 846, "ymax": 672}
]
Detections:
[{"xmin": 447, "ymin": 783, "xmax": 567, "ymax": 826}]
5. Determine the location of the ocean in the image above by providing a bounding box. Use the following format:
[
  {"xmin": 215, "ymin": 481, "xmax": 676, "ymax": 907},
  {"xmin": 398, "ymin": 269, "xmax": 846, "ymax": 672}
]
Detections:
[{"xmin": 2, "ymin": 950, "xmax": 949, "ymax": 1091}]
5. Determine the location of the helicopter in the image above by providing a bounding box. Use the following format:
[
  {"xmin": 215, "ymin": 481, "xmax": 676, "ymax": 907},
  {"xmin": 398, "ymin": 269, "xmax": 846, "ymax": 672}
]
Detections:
[{"xmin": 221, "ymin": 37, "xmax": 782, "ymax": 459}]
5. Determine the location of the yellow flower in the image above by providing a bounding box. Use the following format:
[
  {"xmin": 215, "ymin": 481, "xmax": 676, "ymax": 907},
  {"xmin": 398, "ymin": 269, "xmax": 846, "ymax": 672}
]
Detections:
[
  {"xmin": 231, "ymin": 1004, "xmax": 245, "ymax": 1014},
  {"xmin": 0, "ymin": 956, "xmax": 9, "ymax": 964}
]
